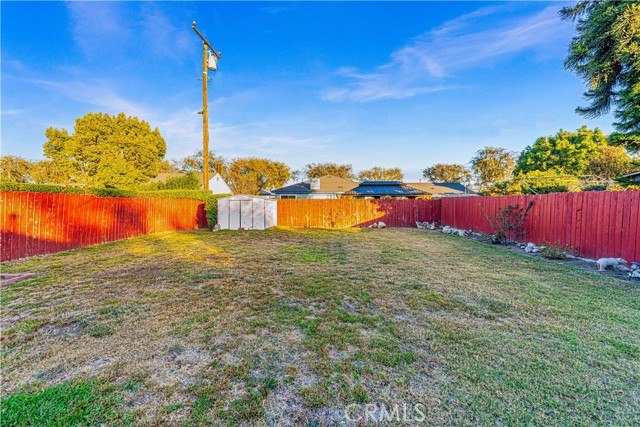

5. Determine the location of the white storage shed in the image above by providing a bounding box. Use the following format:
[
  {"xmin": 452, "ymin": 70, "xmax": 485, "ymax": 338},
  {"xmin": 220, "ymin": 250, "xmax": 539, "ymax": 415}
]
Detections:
[{"xmin": 217, "ymin": 195, "xmax": 277, "ymax": 230}]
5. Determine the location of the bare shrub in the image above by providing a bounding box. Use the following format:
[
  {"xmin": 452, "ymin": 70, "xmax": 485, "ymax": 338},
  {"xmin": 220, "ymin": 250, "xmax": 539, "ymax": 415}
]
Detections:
[{"xmin": 481, "ymin": 201, "xmax": 534, "ymax": 244}]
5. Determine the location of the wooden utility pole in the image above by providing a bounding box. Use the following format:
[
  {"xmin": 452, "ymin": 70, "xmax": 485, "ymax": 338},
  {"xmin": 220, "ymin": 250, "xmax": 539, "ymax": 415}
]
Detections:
[
  {"xmin": 202, "ymin": 42, "xmax": 209, "ymax": 190},
  {"xmin": 192, "ymin": 22, "xmax": 221, "ymax": 191}
]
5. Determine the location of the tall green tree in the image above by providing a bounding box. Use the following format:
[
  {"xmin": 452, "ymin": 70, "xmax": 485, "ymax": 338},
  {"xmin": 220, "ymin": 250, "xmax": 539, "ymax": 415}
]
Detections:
[
  {"xmin": 561, "ymin": 1, "xmax": 640, "ymax": 151},
  {"xmin": 157, "ymin": 160, "xmax": 179, "ymax": 173},
  {"xmin": 0, "ymin": 156, "xmax": 34, "ymax": 182},
  {"xmin": 304, "ymin": 163, "xmax": 355, "ymax": 179},
  {"xmin": 422, "ymin": 163, "xmax": 472, "ymax": 183},
  {"xmin": 587, "ymin": 144, "xmax": 635, "ymax": 179},
  {"xmin": 227, "ymin": 158, "xmax": 291, "ymax": 195},
  {"xmin": 358, "ymin": 167, "xmax": 404, "ymax": 181},
  {"xmin": 514, "ymin": 126, "xmax": 608, "ymax": 176},
  {"xmin": 31, "ymin": 160, "xmax": 69, "ymax": 184},
  {"xmin": 43, "ymin": 112, "xmax": 166, "ymax": 188},
  {"xmin": 470, "ymin": 147, "xmax": 517, "ymax": 188},
  {"xmin": 174, "ymin": 150, "xmax": 228, "ymax": 178}
]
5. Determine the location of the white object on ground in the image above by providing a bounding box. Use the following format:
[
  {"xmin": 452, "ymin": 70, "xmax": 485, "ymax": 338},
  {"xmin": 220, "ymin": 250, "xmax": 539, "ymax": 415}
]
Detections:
[
  {"xmin": 596, "ymin": 258, "xmax": 627, "ymax": 271},
  {"xmin": 369, "ymin": 221, "xmax": 387, "ymax": 228},
  {"xmin": 416, "ymin": 221, "xmax": 437, "ymax": 230}
]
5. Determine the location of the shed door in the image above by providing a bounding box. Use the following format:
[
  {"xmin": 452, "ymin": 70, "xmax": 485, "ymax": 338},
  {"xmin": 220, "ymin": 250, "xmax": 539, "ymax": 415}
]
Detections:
[
  {"xmin": 229, "ymin": 200, "xmax": 241, "ymax": 230},
  {"xmin": 218, "ymin": 199, "xmax": 230, "ymax": 229},
  {"xmin": 240, "ymin": 200, "xmax": 253, "ymax": 229},
  {"xmin": 253, "ymin": 199, "xmax": 265, "ymax": 230}
]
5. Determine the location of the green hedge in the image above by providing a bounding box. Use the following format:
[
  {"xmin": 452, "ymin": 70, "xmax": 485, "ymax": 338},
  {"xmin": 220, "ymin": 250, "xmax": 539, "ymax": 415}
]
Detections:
[
  {"xmin": 0, "ymin": 181, "xmax": 222, "ymax": 200},
  {"xmin": 0, "ymin": 180, "xmax": 230, "ymax": 230},
  {"xmin": 205, "ymin": 194, "xmax": 230, "ymax": 229}
]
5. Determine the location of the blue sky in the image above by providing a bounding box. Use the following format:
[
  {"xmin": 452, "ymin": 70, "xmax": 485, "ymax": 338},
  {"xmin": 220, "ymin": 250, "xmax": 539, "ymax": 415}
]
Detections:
[{"xmin": 1, "ymin": 1, "xmax": 615, "ymax": 180}]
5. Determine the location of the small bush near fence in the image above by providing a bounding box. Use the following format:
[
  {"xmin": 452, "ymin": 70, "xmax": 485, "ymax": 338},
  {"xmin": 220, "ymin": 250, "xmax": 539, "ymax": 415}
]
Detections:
[
  {"xmin": 481, "ymin": 201, "xmax": 534, "ymax": 244},
  {"xmin": 540, "ymin": 240, "xmax": 577, "ymax": 260}
]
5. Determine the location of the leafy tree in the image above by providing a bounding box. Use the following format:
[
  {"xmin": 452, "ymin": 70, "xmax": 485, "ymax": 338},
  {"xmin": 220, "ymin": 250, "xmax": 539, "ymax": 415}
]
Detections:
[
  {"xmin": 304, "ymin": 162, "xmax": 355, "ymax": 179},
  {"xmin": 470, "ymin": 147, "xmax": 517, "ymax": 188},
  {"xmin": 174, "ymin": 150, "xmax": 228, "ymax": 178},
  {"xmin": 610, "ymin": 132, "xmax": 640, "ymax": 154},
  {"xmin": 587, "ymin": 145, "xmax": 635, "ymax": 179},
  {"xmin": 0, "ymin": 156, "xmax": 34, "ymax": 182},
  {"xmin": 483, "ymin": 171, "xmax": 583, "ymax": 196},
  {"xmin": 227, "ymin": 158, "xmax": 291, "ymax": 195},
  {"xmin": 158, "ymin": 171, "xmax": 201, "ymax": 190},
  {"xmin": 31, "ymin": 160, "xmax": 69, "ymax": 184},
  {"xmin": 422, "ymin": 163, "xmax": 472, "ymax": 183},
  {"xmin": 518, "ymin": 170, "xmax": 583, "ymax": 194},
  {"xmin": 514, "ymin": 126, "xmax": 608, "ymax": 176},
  {"xmin": 358, "ymin": 166, "xmax": 403, "ymax": 181},
  {"xmin": 157, "ymin": 160, "xmax": 179, "ymax": 173},
  {"xmin": 561, "ymin": 1, "xmax": 640, "ymax": 148},
  {"xmin": 43, "ymin": 112, "xmax": 166, "ymax": 188}
]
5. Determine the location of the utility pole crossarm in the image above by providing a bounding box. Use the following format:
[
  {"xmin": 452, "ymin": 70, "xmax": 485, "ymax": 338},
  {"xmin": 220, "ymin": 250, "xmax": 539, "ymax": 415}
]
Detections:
[{"xmin": 192, "ymin": 22, "xmax": 221, "ymax": 59}]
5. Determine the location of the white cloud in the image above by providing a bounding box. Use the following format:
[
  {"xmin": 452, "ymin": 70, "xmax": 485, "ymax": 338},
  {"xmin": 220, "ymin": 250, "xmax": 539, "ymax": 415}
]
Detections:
[
  {"xmin": 26, "ymin": 78, "xmax": 151, "ymax": 119},
  {"xmin": 323, "ymin": 5, "xmax": 572, "ymax": 102},
  {"xmin": 17, "ymin": 75, "xmax": 331, "ymax": 161},
  {"xmin": 66, "ymin": 2, "xmax": 132, "ymax": 59},
  {"xmin": 211, "ymin": 121, "xmax": 330, "ymax": 159},
  {"xmin": 139, "ymin": 3, "xmax": 192, "ymax": 62},
  {"xmin": 66, "ymin": 2, "xmax": 192, "ymax": 63},
  {"xmin": 1, "ymin": 109, "xmax": 28, "ymax": 116}
]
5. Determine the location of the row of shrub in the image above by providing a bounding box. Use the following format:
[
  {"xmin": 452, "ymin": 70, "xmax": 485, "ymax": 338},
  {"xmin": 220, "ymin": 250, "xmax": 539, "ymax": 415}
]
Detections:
[{"xmin": 0, "ymin": 180, "xmax": 229, "ymax": 230}]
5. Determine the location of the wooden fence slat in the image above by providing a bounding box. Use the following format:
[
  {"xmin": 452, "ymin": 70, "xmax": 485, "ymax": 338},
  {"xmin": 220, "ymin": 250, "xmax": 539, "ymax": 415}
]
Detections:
[{"xmin": 626, "ymin": 191, "xmax": 639, "ymax": 262}]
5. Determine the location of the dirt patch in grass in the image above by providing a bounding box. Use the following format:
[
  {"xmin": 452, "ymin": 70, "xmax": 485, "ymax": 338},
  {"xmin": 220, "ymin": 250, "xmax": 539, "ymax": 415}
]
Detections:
[{"xmin": 1, "ymin": 229, "xmax": 639, "ymax": 426}]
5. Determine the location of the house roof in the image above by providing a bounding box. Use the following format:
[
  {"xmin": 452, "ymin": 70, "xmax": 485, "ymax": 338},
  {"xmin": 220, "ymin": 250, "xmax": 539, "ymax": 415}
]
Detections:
[
  {"xmin": 405, "ymin": 182, "xmax": 474, "ymax": 195},
  {"xmin": 342, "ymin": 181, "xmax": 429, "ymax": 196},
  {"xmin": 272, "ymin": 175, "xmax": 359, "ymax": 195}
]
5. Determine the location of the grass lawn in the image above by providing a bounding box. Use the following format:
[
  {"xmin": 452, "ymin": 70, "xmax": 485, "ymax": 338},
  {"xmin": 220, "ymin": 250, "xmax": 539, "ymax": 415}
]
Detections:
[{"xmin": 1, "ymin": 228, "xmax": 639, "ymax": 426}]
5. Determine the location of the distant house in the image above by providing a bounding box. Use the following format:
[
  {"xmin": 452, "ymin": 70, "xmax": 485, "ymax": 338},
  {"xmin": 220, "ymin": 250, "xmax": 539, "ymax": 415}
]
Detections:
[
  {"xmin": 150, "ymin": 172, "xmax": 232, "ymax": 194},
  {"xmin": 342, "ymin": 181, "xmax": 429, "ymax": 199},
  {"xmin": 271, "ymin": 175, "xmax": 358, "ymax": 199},
  {"xmin": 621, "ymin": 171, "xmax": 640, "ymax": 183},
  {"xmin": 259, "ymin": 189, "xmax": 276, "ymax": 197},
  {"xmin": 404, "ymin": 182, "xmax": 476, "ymax": 198}
]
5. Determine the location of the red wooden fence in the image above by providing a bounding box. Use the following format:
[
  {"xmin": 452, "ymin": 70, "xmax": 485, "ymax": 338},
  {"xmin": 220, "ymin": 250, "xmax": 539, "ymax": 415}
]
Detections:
[
  {"xmin": 277, "ymin": 199, "xmax": 441, "ymax": 228},
  {"xmin": 441, "ymin": 191, "xmax": 640, "ymax": 262},
  {"xmin": 3, "ymin": 190, "xmax": 638, "ymax": 263},
  {"xmin": 277, "ymin": 191, "xmax": 639, "ymax": 262},
  {"xmin": 1, "ymin": 192, "xmax": 207, "ymax": 261}
]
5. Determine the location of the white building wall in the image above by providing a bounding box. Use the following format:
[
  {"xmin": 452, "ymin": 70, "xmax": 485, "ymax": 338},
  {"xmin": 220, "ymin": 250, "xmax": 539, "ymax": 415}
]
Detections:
[{"xmin": 208, "ymin": 173, "xmax": 232, "ymax": 194}]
